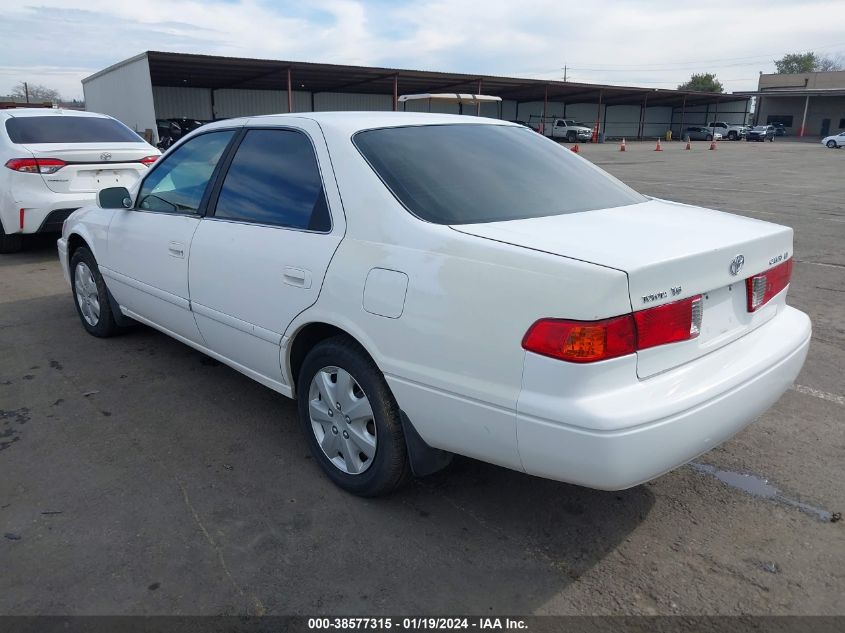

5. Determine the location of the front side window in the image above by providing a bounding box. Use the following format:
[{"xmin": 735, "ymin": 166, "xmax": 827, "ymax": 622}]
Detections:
[
  {"xmin": 354, "ymin": 124, "xmax": 645, "ymax": 225},
  {"xmin": 212, "ymin": 129, "xmax": 330, "ymax": 231},
  {"xmin": 137, "ymin": 130, "xmax": 235, "ymax": 214}
]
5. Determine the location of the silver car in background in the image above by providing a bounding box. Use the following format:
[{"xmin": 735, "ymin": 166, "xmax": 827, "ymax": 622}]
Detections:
[{"xmin": 684, "ymin": 126, "xmax": 722, "ymax": 141}]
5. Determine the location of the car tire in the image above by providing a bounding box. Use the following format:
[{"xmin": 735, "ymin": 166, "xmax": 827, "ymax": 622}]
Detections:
[
  {"xmin": 728, "ymin": 131, "xmax": 737, "ymax": 140},
  {"xmin": 70, "ymin": 246, "xmax": 121, "ymax": 338},
  {"xmin": 769, "ymin": 136, "xmax": 774, "ymax": 142},
  {"xmin": 566, "ymin": 132, "xmax": 577, "ymax": 143},
  {"xmin": 297, "ymin": 336, "xmax": 411, "ymax": 497},
  {"xmin": 706, "ymin": 135, "xmax": 713, "ymax": 141},
  {"xmin": 0, "ymin": 221, "xmax": 23, "ymax": 254},
  {"xmin": 827, "ymin": 140, "xmax": 837, "ymax": 148}
]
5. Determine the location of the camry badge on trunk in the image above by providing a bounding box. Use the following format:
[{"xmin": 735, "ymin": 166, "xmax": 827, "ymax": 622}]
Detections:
[
  {"xmin": 100, "ymin": 152, "xmax": 112, "ymax": 161},
  {"xmin": 729, "ymin": 255, "xmax": 745, "ymax": 276}
]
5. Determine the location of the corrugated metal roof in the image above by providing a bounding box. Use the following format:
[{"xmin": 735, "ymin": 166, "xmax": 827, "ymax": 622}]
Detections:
[{"xmin": 85, "ymin": 51, "xmax": 744, "ymax": 108}]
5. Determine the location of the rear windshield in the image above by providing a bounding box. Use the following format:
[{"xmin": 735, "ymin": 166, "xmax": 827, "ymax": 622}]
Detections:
[
  {"xmin": 5, "ymin": 116, "xmax": 142, "ymax": 144},
  {"xmin": 354, "ymin": 124, "xmax": 645, "ymax": 224}
]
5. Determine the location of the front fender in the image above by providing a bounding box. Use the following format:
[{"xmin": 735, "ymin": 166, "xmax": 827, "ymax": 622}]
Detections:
[{"xmin": 63, "ymin": 205, "xmax": 116, "ymax": 268}]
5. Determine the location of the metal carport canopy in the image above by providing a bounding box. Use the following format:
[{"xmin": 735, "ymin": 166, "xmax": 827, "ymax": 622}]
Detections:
[{"xmin": 141, "ymin": 51, "xmax": 732, "ymax": 108}]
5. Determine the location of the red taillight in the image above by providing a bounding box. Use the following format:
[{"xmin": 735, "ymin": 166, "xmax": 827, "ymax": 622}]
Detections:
[
  {"xmin": 5, "ymin": 158, "xmax": 66, "ymax": 174},
  {"xmin": 635, "ymin": 295, "xmax": 702, "ymax": 350},
  {"xmin": 139, "ymin": 155, "xmax": 159, "ymax": 167},
  {"xmin": 522, "ymin": 315, "xmax": 636, "ymax": 363},
  {"xmin": 746, "ymin": 258, "xmax": 792, "ymax": 312},
  {"xmin": 523, "ymin": 295, "xmax": 703, "ymax": 363}
]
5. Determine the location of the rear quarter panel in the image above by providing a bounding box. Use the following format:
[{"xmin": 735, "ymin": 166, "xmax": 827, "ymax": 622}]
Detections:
[{"xmin": 286, "ymin": 122, "xmax": 631, "ymax": 469}]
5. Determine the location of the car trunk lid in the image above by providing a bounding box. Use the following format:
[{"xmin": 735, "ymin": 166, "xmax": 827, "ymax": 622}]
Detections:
[
  {"xmin": 18, "ymin": 143, "xmax": 154, "ymax": 193},
  {"xmin": 452, "ymin": 198, "xmax": 793, "ymax": 377}
]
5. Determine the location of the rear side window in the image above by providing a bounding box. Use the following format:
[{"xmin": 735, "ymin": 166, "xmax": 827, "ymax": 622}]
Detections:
[
  {"xmin": 5, "ymin": 116, "xmax": 143, "ymax": 144},
  {"xmin": 213, "ymin": 129, "xmax": 330, "ymax": 232},
  {"xmin": 354, "ymin": 124, "xmax": 645, "ymax": 225}
]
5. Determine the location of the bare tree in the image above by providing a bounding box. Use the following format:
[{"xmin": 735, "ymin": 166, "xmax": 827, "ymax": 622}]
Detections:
[
  {"xmin": 10, "ymin": 82, "xmax": 61, "ymax": 103},
  {"xmin": 816, "ymin": 53, "xmax": 845, "ymax": 72}
]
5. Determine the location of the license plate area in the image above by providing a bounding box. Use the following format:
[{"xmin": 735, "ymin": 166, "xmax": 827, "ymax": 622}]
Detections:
[
  {"xmin": 637, "ymin": 282, "xmax": 777, "ymax": 379},
  {"xmin": 698, "ymin": 284, "xmax": 747, "ymax": 347},
  {"xmin": 73, "ymin": 168, "xmax": 139, "ymax": 191}
]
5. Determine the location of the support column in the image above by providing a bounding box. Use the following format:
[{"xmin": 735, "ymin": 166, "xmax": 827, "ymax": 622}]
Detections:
[
  {"xmin": 393, "ymin": 75, "xmax": 398, "ymax": 111},
  {"xmin": 542, "ymin": 84, "xmax": 548, "ymax": 133},
  {"xmin": 638, "ymin": 95, "xmax": 648, "ymax": 140},
  {"xmin": 595, "ymin": 90, "xmax": 602, "ymax": 142},
  {"xmin": 476, "ymin": 78, "xmax": 482, "ymax": 116},
  {"xmin": 287, "ymin": 67, "xmax": 293, "ymax": 113},
  {"xmin": 799, "ymin": 95, "xmax": 809, "ymax": 137},
  {"xmin": 679, "ymin": 94, "xmax": 687, "ymax": 138}
]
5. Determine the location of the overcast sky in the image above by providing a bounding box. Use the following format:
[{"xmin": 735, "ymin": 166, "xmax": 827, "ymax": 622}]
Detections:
[{"xmin": 2, "ymin": 0, "xmax": 844, "ymax": 100}]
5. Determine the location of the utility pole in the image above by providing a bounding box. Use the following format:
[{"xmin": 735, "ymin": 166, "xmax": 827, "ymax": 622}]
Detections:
[
  {"xmin": 563, "ymin": 66, "xmax": 567, "ymax": 82},
  {"xmin": 24, "ymin": 82, "xmax": 29, "ymax": 103}
]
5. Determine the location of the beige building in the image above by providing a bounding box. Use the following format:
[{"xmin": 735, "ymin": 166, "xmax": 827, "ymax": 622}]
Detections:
[{"xmin": 741, "ymin": 70, "xmax": 845, "ymax": 137}]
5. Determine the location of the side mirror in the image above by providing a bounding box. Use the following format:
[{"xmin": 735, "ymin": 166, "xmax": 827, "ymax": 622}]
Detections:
[{"xmin": 98, "ymin": 187, "xmax": 132, "ymax": 209}]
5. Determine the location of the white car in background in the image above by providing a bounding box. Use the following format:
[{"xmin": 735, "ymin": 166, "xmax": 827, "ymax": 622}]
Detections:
[
  {"xmin": 58, "ymin": 113, "xmax": 810, "ymax": 497},
  {"xmin": 821, "ymin": 132, "xmax": 845, "ymax": 148},
  {"xmin": 0, "ymin": 108, "xmax": 159, "ymax": 253}
]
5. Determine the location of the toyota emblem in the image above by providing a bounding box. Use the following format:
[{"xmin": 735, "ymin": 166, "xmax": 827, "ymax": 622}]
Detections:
[
  {"xmin": 729, "ymin": 254, "xmax": 745, "ymax": 276},
  {"xmin": 100, "ymin": 152, "xmax": 112, "ymax": 161}
]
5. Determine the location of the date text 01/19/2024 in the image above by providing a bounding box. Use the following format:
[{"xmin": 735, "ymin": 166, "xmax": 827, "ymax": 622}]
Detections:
[{"xmin": 307, "ymin": 617, "xmax": 528, "ymax": 630}]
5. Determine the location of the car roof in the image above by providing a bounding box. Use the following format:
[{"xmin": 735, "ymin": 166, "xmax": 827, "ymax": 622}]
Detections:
[
  {"xmin": 0, "ymin": 108, "xmax": 112, "ymax": 120},
  {"xmin": 203, "ymin": 111, "xmax": 518, "ymax": 136}
]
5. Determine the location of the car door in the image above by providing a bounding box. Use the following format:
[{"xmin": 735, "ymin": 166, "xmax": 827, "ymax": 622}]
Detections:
[
  {"xmin": 103, "ymin": 129, "xmax": 238, "ymax": 344},
  {"xmin": 187, "ymin": 120, "xmax": 344, "ymax": 391}
]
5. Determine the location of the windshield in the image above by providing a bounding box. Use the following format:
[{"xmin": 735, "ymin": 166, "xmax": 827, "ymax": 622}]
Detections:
[
  {"xmin": 354, "ymin": 124, "xmax": 646, "ymax": 225},
  {"xmin": 5, "ymin": 116, "xmax": 143, "ymax": 144},
  {"xmin": 753, "ymin": 126, "xmax": 768, "ymax": 130}
]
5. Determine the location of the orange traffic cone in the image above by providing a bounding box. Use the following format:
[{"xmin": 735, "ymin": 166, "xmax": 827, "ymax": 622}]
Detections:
[
  {"xmin": 709, "ymin": 137, "xmax": 717, "ymax": 150},
  {"xmin": 571, "ymin": 143, "xmax": 580, "ymax": 154},
  {"xmin": 685, "ymin": 136, "xmax": 691, "ymax": 150},
  {"xmin": 655, "ymin": 139, "xmax": 663, "ymax": 151},
  {"xmin": 620, "ymin": 138, "xmax": 626, "ymax": 151}
]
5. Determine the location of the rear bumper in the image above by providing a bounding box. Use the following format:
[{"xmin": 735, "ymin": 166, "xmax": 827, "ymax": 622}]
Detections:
[
  {"xmin": 1, "ymin": 192, "xmax": 94, "ymax": 235},
  {"xmin": 516, "ymin": 305, "xmax": 811, "ymax": 490}
]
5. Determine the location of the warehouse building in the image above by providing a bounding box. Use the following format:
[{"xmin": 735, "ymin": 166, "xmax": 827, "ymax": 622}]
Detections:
[
  {"xmin": 739, "ymin": 70, "xmax": 845, "ymax": 137},
  {"xmin": 83, "ymin": 51, "xmax": 750, "ymax": 144}
]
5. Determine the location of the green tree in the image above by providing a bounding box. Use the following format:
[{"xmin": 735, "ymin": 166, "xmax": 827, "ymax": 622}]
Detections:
[
  {"xmin": 774, "ymin": 52, "xmax": 818, "ymax": 74},
  {"xmin": 677, "ymin": 73, "xmax": 724, "ymax": 93}
]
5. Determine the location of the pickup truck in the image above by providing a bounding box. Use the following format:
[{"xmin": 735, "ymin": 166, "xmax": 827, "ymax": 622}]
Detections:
[
  {"xmin": 534, "ymin": 118, "xmax": 593, "ymax": 142},
  {"xmin": 707, "ymin": 121, "xmax": 746, "ymax": 141}
]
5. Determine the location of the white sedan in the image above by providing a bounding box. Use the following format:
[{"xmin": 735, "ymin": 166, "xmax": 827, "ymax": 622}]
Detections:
[
  {"xmin": 821, "ymin": 132, "xmax": 845, "ymax": 148},
  {"xmin": 0, "ymin": 108, "xmax": 159, "ymax": 253},
  {"xmin": 57, "ymin": 113, "xmax": 811, "ymax": 497}
]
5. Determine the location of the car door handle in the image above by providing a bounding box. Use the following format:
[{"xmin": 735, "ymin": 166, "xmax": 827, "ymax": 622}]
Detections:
[
  {"xmin": 168, "ymin": 241, "xmax": 185, "ymax": 258},
  {"xmin": 283, "ymin": 267, "xmax": 312, "ymax": 289}
]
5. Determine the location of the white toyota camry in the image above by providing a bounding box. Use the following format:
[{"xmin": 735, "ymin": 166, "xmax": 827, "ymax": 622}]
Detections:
[
  {"xmin": 58, "ymin": 113, "xmax": 811, "ymax": 497},
  {"xmin": 1, "ymin": 108, "xmax": 159, "ymax": 253}
]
